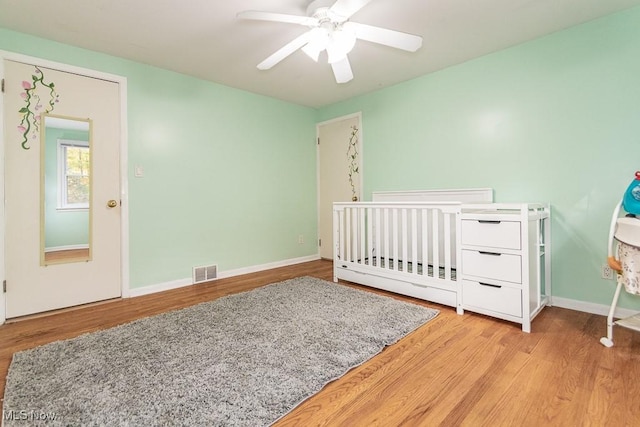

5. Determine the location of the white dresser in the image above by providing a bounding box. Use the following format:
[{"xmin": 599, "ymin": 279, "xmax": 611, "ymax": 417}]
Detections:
[{"xmin": 459, "ymin": 203, "xmax": 551, "ymax": 332}]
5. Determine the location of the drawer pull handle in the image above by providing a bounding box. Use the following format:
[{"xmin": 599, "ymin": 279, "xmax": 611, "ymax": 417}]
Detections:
[
  {"xmin": 479, "ymin": 282, "xmax": 502, "ymax": 289},
  {"xmin": 478, "ymin": 220, "xmax": 501, "ymax": 224},
  {"xmin": 479, "ymin": 251, "xmax": 501, "ymax": 256}
]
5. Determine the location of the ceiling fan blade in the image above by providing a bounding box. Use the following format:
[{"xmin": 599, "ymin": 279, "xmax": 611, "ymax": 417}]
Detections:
[
  {"xmin": 257, "ymin": 31, "xmax": 313, "ymax": 70},
  {"xmin": 329, "ymin": 0, "xmax": 374, "ymax": 21},
  {"xmin": 237, "ymin": 10, "xmax": 318, "ymax": 26},
  {"xmin": 346, "ymin": 22, "xmax": 422, "ymax": 52},
  {"xmin": 331, "ymin": 56, "xmax": 354, "ymax": 84}
]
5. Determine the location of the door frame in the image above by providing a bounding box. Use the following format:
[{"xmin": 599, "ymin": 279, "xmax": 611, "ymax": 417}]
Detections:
[
  {"xmin": 316, "ymin": 111, "xmax": 363, "ymax": 258},
  {"xmin": 0, "ymin": 50, "xmax": 130, "ymax": 324}
]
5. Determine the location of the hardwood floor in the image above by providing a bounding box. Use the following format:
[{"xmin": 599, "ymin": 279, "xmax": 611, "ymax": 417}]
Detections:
[
  {"xmin": 1, "ymin": 259, "xmax": 638, "ymax": 425},
  {"xmin": 44, "ymin": 248, "xmax": 90, "ymax": 263}
]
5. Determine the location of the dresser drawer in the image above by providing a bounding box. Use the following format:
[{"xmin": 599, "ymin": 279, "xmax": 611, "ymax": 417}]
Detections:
[
  {"xmin": 462, "ymin": 279, "xmax": 522, "ymax": 317},
  {"xmin": 461, "ymin": 219, "xmax": 521, "ymax": 250},
  {"xmin": 462, "ymin": 249, "xmax": 522, "ymax": 283}
]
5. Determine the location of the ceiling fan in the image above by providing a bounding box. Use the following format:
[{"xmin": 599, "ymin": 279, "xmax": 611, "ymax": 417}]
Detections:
[{"xmin": 237, "ymin": 0, "xmax": 423, "ymax": 84}]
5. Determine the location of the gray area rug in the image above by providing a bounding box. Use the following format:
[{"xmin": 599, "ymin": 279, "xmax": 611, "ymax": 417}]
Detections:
[{"xmin": 3, "ymin": 276, "xmax": 438, "ymax": 426}]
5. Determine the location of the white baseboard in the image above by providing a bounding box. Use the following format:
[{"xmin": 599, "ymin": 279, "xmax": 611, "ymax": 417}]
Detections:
[
  {"xmin": 128, "ymin": 254, "xmax": 321, "ymax": 298},
  {"xmin": 551, "ymin": 296, "xmax": 638, "ymax": 319},
  {"xmin": 128, "ymin": 277, "xmax": 193, "ymax": 298}
]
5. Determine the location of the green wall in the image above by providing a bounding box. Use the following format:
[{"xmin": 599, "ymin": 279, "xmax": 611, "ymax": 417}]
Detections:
[
  {"xmin": 0, "ymin": 28, "xmax": 318, "ymax": 288},
  {"xmin": 318, "ymin": 7, "xmax": 640, "ymax": 310},
  {"xmin": 43, "ymin": 127, "xmax": 90, "ymax": 249}
]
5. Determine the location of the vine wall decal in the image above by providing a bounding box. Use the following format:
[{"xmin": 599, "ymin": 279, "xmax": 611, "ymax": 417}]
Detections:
[
  {"xmin": 17, "ymin": 66, "xmax": 60, "ymax": 150},
  {"xmin": 347, "ymin": 125, "xmax": 359, "ymax": 201}
]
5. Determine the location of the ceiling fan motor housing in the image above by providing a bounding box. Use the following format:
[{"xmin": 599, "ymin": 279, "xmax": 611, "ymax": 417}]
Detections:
[{"xmin": 307, "ymin": 0, "xmax": 348, "ymax": 22}]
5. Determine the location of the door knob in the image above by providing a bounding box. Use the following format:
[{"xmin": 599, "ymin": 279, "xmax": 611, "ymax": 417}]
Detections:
[{"xmin": 107, "ymin": 200, "xmax": 118, "ymax": 208}]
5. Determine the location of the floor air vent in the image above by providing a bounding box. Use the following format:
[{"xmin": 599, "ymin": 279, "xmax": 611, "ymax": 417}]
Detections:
[{"xmin": 193, "ymin": 264, "xmax": 218, "ymax": 284}]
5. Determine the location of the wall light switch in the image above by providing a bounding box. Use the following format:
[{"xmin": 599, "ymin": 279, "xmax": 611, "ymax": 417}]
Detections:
[{"xmin": 134, "ymin": 165, "xmax": 144, "ymax": 177}]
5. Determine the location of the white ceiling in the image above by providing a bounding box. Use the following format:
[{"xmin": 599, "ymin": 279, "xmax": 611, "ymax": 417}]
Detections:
[{"xmin": 1, "ymin": 0, "xmax": 639, "ymax": 108}]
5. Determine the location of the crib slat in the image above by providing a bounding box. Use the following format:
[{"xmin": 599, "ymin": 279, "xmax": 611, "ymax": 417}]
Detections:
[
  {"xmin": 432, "ymin": 209, "xmax": 439, "ymax": 278},
  {"xmin": 375, "ymin": 208, "xmax": 381, "ymax": 267},
  {"xmin": 411, "ymin": 209, "xmax": 418, "ymax": 275},
  {"xmin": 392, "ymin": 209, "xmax": 399, "ymax": 271},
  {"xmin": 402, "ymin": 208, "xmax": 408, "ymax": 273},
  {"xmin": 333, "ymin": 208, "xmax": 339, "ymax": 261},
  {"xmin": 384, "ymin": 208, "xmax": 390, "ymax": 269},
  {"xmin": 344, "ymin": 208, "xmax": 352, "ymax": 261},
  {"xmin": 367, "ymin": 207, "xmax": 373, "ymax": 266},
  {"xmin": 338, "ymin": 210, "xmax": 345, "ymax": 262},
  {"xmin": 352, "ymin": 208, "xmax": 358, "ymax": 262},
  {"xmin": 360, "ymin": 207, "xmax": 366, "ymax": 264},
  {"xmin": 444, "ymin": 213, "xmax": 451, "ymax": 280},
  {"xmin": 422, "ymin": 208, "xmax": 428, "ymax": 277}
]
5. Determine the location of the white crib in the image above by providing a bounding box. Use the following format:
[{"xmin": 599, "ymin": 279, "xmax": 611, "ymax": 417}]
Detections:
[
  {"xmin": 332, "ymin": 189, "xmax": 494, "ymax": 315},
  {"xmin": 333, "ymin": 201, "xmax": 464, "ymax": 313},
  {"xmin": 332, "ymin": 190, "xmax": 551, "ymax": 332}
]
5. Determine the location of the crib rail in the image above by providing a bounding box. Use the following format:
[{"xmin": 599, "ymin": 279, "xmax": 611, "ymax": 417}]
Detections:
[{"xmin": 333, "ymin": 202, "xmax": 462, "ymax": 288}]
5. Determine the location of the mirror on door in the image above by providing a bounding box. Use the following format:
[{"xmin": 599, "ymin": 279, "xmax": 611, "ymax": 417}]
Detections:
[{"xmin": 40, "ymin": 114, "xmax": 93, "ymax": 265}]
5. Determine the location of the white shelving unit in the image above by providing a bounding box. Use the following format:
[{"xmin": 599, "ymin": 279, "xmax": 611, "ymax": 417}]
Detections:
[
  {"xmin": 615, "ymin": 314, "xmax": 640, "ymax": 331},
  {"xmin": 459, "ymin": 203, "xmax": 551, "ymax": 332}
]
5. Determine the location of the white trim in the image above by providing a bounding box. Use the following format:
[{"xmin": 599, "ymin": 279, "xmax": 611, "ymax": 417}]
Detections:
[
  {"xmin": 0, "ymin": 50, "xmax": 127, "ymax": 86},
  {"xmin": 316, "ymin": 111, "xmax": 363, "ymax": 256},
  {"xmin": 372, "ymin": 188, "xmax": 494, "ymax": 203},
  {"xmin": 0, "ymin": 58, "xmax": 5, "ymax": 325},
  {"xmin": 44, "ymin": 244, "xmax": 89, "ymax": 253},
  {"xmin": 217, "ymin": 255, "xmax": 320, "ymax": 279},
  {"xmin": 551, "ymin": 296, "xmax": 639, "ymax": 319},
  {"xmin": 128, "ymin": 277, "xmax": 193, "ymax": 298},
  {"xmin": 0, "ymin": 49, "xmax": 129, "ymax": 321},
  {"xmin": 128, "ymin": 254, "xmax": 321, "ymax": 298},
  {"xmin": 119, "ymin": 78, "xmax": 130, "ymax": 298},
  {"xmin": 315, "ymin": 111, "xmax": 363, "ymax": 128}
]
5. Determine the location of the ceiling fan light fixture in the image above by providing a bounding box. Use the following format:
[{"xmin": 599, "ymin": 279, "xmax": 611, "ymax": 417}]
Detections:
[
  {"xmin": 302, "ymin": 27, "xmax": 330, "ymax": 62},
  {"xmin": 326, "ymin": 44, "xmax": 346, "ymax": 64},
  {"xmin": 334, "ymin": 27, "xmax": 356, "ymax": 51},
  {"xmin": 326, "ymin": 26, "xmax": 356, "ymax": 64}
]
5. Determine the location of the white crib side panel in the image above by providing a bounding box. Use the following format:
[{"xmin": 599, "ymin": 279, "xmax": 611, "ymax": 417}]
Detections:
[{"xmin": 333, "ymin": 201, "xmax": 463, "ymax": 310}]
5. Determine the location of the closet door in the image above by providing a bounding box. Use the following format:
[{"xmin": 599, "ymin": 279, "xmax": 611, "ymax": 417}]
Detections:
[
  {"xmin": 4, "ymin": 59, "xmax": 122, "ymax": 318},
  {"xmin": 317, "ymin": 113, "xmax": 362, "ymax": 259}
]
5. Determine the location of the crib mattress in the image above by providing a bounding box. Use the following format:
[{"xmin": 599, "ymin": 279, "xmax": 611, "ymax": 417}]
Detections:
[{"xmin": 363, "ymin": 257, "xmax": 457, "ymax": 280}]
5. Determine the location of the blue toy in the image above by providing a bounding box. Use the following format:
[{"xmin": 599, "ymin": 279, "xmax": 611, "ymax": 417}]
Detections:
[{"xmin": 623, "ymin": 171, "xmax": 640, "ymax": 216}]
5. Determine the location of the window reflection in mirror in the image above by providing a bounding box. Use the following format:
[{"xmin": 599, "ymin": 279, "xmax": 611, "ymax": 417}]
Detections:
[{"xmin": 41, "ymin": 114, "xmax": 92, "ymax": 265}]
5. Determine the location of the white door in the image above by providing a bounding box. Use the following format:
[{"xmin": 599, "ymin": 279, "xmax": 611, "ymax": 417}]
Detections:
[
  {"xmin": 317, "ymin": 113, "xmax": 362, "ymax": 259},
  {"xmin": 4, "ymin": 59, "xmax": 122, "ymax": 318}
]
